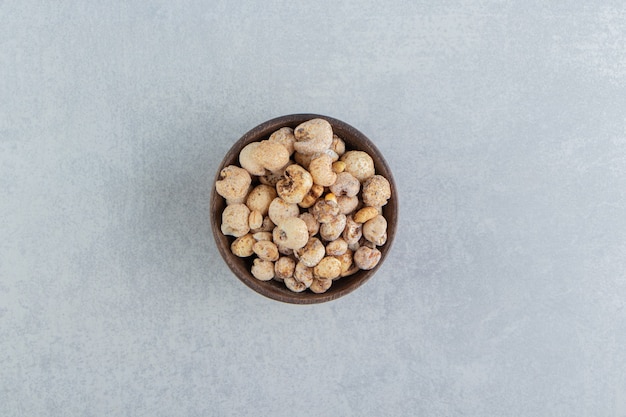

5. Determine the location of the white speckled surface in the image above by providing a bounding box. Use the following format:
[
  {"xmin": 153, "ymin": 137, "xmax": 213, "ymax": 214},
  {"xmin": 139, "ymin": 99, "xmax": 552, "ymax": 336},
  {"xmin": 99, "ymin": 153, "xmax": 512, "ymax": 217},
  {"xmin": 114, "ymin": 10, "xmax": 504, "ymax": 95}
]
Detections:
[{"xmin": 2, "ymin": 1, "xmax": 626, "ymax": 416}]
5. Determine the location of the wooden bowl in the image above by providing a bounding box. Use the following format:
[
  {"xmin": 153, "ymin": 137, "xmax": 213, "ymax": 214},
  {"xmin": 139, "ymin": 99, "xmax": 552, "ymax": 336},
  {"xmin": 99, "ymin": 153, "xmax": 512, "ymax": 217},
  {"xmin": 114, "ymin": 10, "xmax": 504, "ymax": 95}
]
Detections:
[{"xmin": 211, "ymin": 114, "xmax": 398, "ymax": 304}]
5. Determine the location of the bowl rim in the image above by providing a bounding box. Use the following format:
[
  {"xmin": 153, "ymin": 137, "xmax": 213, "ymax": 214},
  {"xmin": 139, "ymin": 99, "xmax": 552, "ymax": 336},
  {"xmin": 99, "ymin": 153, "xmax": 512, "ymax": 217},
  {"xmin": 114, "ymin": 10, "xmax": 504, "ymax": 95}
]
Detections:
[{"xmin": 210, "ymin": 113, "xmax": 398, "ymax": 304}]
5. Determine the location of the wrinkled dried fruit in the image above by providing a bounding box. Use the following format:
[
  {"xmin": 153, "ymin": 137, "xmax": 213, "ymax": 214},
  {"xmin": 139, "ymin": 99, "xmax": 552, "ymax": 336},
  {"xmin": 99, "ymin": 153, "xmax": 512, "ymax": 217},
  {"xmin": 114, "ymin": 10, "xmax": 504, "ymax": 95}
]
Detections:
[
  {"xmin": 272, "ymin": 217, "xmax": 309, "ymax": 250},
  {"xmin": 340, "ymin": 150, "xmax": 375, "ymax": 182},
  {"xmin": 216, "ymin": 165, "xmax": 252, "ymax": 201},
  {"xmin": 251, "ymin": 258, "xmax": 275, "ymax": 281},
  {"xmin": 310, "ymin": 278, "xmax": 332, "ymax": 293},
  {"xmin": 230, "ymin": 234, "xmax": 256, "ymax": 257},
  {"xmin": 353, "ymin": 246, "xmax": 381, "ymax": 270},
  {"xmin": 362, "ymin": 175, "xmax": 392, "ymax": 207}
]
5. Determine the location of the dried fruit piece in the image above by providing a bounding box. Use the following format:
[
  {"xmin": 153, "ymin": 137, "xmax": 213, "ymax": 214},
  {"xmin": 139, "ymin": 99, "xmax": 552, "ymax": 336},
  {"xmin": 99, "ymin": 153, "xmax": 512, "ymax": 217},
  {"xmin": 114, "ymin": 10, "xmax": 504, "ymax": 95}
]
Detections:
[
  {"xmin": 269, "ymin": 127, "xmax": 296, "ymax": 156},
  {"xmin": 342, "ymin": 214, "xmax": 362, "ymax": 244},
  {"xmin": 326, "ymin": 238, "xmax": 348, "ymax": 256},
  {"xmin": 272, "ymin": 217, "xmax": 309, "ymax": 250},
  {"xmin": 230, "ymin": 234, "xmax": 256, "ymax": 257},
  {"xmin": 320, "ymin": 213, "xmax": 346, "ymax": 241},
  {"xmin": 362, "ymin": 175, "xmax": 391, "ymax": 207},
  {"xmin": 248, "ymin": 210, "xmax": 263, "ymax": 230},
  {"xmin": 284, "ymin": 276, "xmax": 307, "ymax": 292},
  {"xmin": 310, "ymin": 278, "xmax": 332, "ymax": 293},
  {"xmin": 329, "ymin": 172, "xmax": 360, "ymax": 197},
  {"xmin": 313, "ymin": 256, "xmax": 342, "ymax": 280},
  {"xmin": 293, "ymin": 118, "xmax": 333, "ymax": 155},
  {"xmin": 295, "ymin": 237, "xmax": 325, "ymax": 267},
  {"xmin": 362, "ymin": 215, "xmax": 387, "ymax": 246},
  {"xmin": 267, "ymin": 197, "xmax": 299, "ymax": 225},
  {"xmin": 353, "ymin": 206, "xmax": 379, "ymax": 224},
  {"xmin": 294, "ymin": 261, "xmax": 314, "ymax": 287},
  {"xmin": 276, "ymin": 164, "xmax": 313, "ymax": 204},
  {"xmin": 239, "ymin": 142, "xmax": 266, "ymax": 176},
  {"xmin": 298, "ymin": 184, "xmax": 324, "ymax": 209},
  {"xmin": 274, "ymin": 257, "xmax": 296, "ymax": 281},
  {"xmin": 353, "ymin": 246, "xmax": 382, "ymax": 270},
  {"xmin": 215, "ymin": 165, "xmax": 252, "ymax": 201},
  {"xmin": 337, "ymin": 195, "xmax": 359, "ymax": 215},
  {"xmin": 312, "ymin": 199, "xmax": 340, "ymax": 224},
  {"xmin": 256, "ymin": 140, "xmax": 290, "ymax": 172},
  {"xmin": 221, "ymin": 203, "xmax": 251, "ymax": 237},
  {"xmin": 251, "ymin": 259, "xmax": 275, "ymax": 281},
  {"xmin": 253, "ymin": 240, "xmax": 279, "ymax": 262},
  {"xmin": 340, "ymin": 150, "xmax": 375, "ymax": 182},
  {"xmin": 246, "ymin": 184, "xmax": 277, "ymax": 215},
  {"xmin": 309, "ymin": 153, "xmax": 337, "ymax": 187}
]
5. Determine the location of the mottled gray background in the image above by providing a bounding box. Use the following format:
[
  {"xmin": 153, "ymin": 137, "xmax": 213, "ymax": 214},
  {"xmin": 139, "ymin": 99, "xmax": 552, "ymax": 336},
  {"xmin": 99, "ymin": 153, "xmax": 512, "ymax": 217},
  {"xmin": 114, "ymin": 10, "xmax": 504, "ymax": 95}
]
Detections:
[{"xmin": 1, "ymin": 1, "xmax": 625, "ymax": 416}]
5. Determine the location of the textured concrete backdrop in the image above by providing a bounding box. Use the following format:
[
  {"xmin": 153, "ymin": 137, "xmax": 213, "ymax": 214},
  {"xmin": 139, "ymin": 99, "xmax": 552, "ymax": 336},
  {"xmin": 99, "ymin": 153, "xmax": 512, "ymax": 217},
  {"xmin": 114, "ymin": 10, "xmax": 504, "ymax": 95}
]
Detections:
[{"xmin": 1, "ymin": 1, "xmax": 626, "ymax": 416}]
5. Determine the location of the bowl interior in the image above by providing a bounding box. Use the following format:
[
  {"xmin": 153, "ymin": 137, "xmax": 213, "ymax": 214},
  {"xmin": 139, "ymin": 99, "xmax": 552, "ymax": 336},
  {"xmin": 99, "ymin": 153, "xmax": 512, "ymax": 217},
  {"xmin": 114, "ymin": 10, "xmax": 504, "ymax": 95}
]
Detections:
[{"xmin": 211, "ymin": 114, "xmax": 398, "ymax": 304}]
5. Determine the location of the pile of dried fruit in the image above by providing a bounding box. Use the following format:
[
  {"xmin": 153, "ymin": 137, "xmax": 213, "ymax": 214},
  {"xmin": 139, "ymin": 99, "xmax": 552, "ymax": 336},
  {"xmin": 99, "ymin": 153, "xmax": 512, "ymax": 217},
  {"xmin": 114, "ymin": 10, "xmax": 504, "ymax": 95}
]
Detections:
[{"xmin": 215, "ymin": 118, "xmax": 391, "ymax": 294}]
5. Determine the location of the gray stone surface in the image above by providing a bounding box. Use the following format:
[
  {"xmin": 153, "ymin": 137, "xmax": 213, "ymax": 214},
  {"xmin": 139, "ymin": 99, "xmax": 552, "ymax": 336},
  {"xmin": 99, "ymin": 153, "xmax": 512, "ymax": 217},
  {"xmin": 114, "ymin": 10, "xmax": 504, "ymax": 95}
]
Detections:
[{"xmin": 2, "ymin": 1, "xmax": 626, "ymax": 416}]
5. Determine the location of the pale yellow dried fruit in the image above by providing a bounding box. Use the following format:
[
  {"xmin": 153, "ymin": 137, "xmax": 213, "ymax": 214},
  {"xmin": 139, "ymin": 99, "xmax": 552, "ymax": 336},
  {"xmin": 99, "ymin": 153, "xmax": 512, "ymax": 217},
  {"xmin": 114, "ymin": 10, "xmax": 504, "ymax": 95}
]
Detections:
[
  {"xmin": 272, "ymin": 217, "xmax": 309, "ymax": 250},
  {"xmin": 293, "ymin": 118, "xmax": 333, "ymax": 155},
  {"xmin": 294, "ymin": 261, "xmax": 314, "ymax": 287},
  {"xmin": 298, "ymin": 184, "xmax": 324, "ymax": 209},
  {"xmin": 363, "ymin": 215, "xmax": 387, "ymax": 246},
  {"xmin": 268, "ymin": 197, "xmax": 299, "ymax": 225},
  {"xmin": 335, "ymin": 249, "xmax": 354, "ymax": 277},
  {"xmin": 309, "ymin": 153, "xmax": 337, "ymax": 187},
  {"xmin": 239, "ymin": 142, "xmax": 266, "ymax": 176},
  {"xmin": 284, "ymin": 276, "xmax": 307, "ymax": 292},
  {"xmin": 269, "ymin": 127, "xmax": 296, "ymax": 156},
  {"xmin": 274, "ymin": 257, "xmax": 296, "ymax": 281},
  {"xmin": 310, "ymin": 278, "xmax": 332, "ymax": 293},
  {"xmin": 312, "ymin": 199, "xmax": 340, "ymax": 224},
  {"xmin": 342, "ymin": 214, "xmax": 362, "ymax": 244},
  {"xmin": 251, "ymin": 258, "xmax": 275, "ymax": 281},
  {"xmin": 225, "ymin": 184, "xmax": 252, "ymax": 205},
  {"xmin": 329, "ymin": 172, "xmax": 360, "ymax": 197},
  {"xmin": 353, "ymin": 206, "xmax": 379, "ymax": 223},
  {"xmin": 353, "ymin": 246, "xmax": 382, "ymax": 270},
  {"xmin": 330, "ymin": 134, "xmax": 346, "ymax": 156},
  {"xmin": 295, "ymin": 237, "xmax": 325, "ymax": 267},
  {"xmin": 246, "ymin": 184, "xmax": 277, "ymax": 216},
  {"xmin": 230, "ymin": 234, "xmax": 256, "ymax": 257},
  {"xmin": 326, "ymin": 238, "xmax": 348, "ymax": 256},
  {"xmin": 313, "ymin": 256, "xmax": 342, "ymax": 280},
  {"xmin": 256, "ymin": 140, "xmax": 290, "ymax": 172},
  {"xmin": 252, "ymin": 231, "xmax": 273, "ymax": 241},
  {"xmin": 320, "ymin": 213, "xmax": 346, "ymax": 241},
  {"xmin": 221, "ymin": 203, "xmax": 251, "ymax": 237},
  {"xmin": 248, "ymin": 210, "xmax": 263, "ymax": 230},
  {"xmin": 215, "ymin": 165, "xmax": 252, "ymax": 201},
  {"xmin": 362, "ymin": 175, "xmax": 391, "ymax": 207},
  {"xmin": 253, "ymin": 240, "xmax": 279, "ymax": 262},
  {"xmin": 340, "ymin": 150, "xmax": 375, "ymax": 182},
  {"xmin": 276, "ymin": 164, "xmax": 313, "ymax": 204}
]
